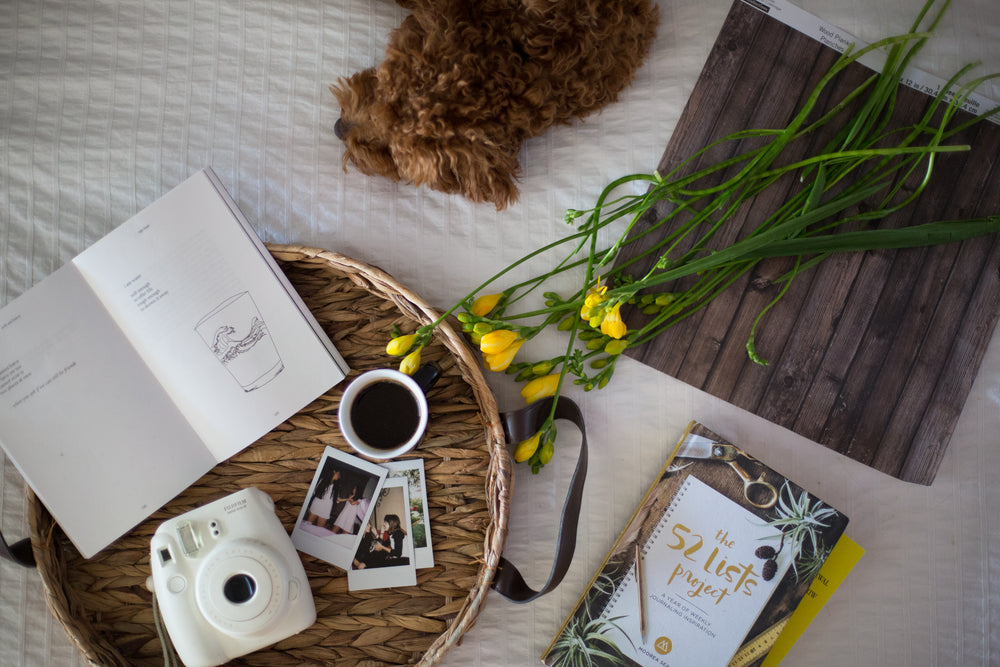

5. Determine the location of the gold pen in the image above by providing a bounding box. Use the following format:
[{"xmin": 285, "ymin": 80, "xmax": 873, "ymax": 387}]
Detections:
[{"xmin": 634, "ymin": 541, "xmax": 647, "ymax": 642}]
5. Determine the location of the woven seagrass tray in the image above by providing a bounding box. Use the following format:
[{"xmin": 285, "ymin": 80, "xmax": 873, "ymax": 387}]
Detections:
[{"xmin": 27, "ymin": 244, "xmax": 512, "ymax": 666}]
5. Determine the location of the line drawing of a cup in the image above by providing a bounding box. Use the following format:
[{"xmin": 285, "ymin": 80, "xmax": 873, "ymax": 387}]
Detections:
[{"xmin": 195, "ymin": 292, "xmax": 283, "ymax": 392}]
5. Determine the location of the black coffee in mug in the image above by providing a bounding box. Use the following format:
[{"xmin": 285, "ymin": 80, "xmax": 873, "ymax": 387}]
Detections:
[{"xmin": 350, "ymin": 380, "xmax": 420, "ymax": 450}]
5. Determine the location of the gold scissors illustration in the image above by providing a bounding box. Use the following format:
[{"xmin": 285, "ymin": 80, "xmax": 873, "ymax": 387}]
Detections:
[{"xmin": 674, "ymin": 434, "xmax": 779, "ymax": 509}]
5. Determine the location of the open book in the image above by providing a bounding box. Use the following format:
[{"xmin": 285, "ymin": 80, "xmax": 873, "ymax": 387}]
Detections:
[{"xmin": 0, "ymin": 168, "xmax": 348, "ymax": 558}]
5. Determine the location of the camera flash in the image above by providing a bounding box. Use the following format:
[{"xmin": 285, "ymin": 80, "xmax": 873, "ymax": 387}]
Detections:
[{"xmin": 178, "ymin": 522, "xmax": 200, "ymax": 556}]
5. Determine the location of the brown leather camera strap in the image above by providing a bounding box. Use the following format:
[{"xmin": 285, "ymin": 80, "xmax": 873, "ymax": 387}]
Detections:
[
  {"xmin": 0, "ymin": 527, "xmax": 35, "ymax": 567},
  {"xmin": 491, "ymin": 396, "xmax": 588, "ymax": 603}
]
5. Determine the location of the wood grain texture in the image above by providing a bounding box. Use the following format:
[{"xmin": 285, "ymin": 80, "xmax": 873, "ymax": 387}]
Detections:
[{"xmin": 613, "ymin": 0, "xmax": 1000, "ymax": 485}]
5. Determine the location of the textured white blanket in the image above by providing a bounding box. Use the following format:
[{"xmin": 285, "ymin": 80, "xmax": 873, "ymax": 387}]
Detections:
[{"xmin": 2, "ymin": 0, "xmax": 997, "ymax": 665}]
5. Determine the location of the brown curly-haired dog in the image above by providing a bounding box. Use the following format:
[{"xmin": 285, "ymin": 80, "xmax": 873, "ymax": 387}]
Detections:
[{"xmin": 332, "ymin": 0, "xmax": 659, "ymax": 210}]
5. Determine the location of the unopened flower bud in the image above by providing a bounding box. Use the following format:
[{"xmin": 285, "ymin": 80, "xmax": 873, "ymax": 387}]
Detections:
[
  {"xmin": 513, "ymin": 431, "xmax": 541, "ymax": 463},
  {"xmin": 386, "ymin": 334, "xmax": 417, "ymax": 356},
  {"xmin": 479, "ymin": 329, "xmax": 519, "ymax": 355},
  {"xmin": 531, "ymin": 361, "xmax": 554, "ymax": 375},
  {"xmin": 655, "ymin": 293, "xmax": 675, "ymax": 306},
  {"xmin": 471, "ymin": 293, "xmax": 503, "ymax": 317},
  {"xmin": 605, "ymin": 339, "xmax": 629, "ymax": 355},
  {"xmin": 399, "ymin": 348, "xmax": 421, "ymax": 375},
  {"xmin": 483, "ymin": 338, "xmax": 524, "ymax": 371},
  {"xmin": 520, "ymin": 373, "xmax": 559, "ymax": 404},
  {"xmin": 539, "ymin": 439, "xmax": 555, "ymax": 465}
]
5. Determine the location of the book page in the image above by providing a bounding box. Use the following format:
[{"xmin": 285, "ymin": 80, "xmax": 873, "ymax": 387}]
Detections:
[
  {"xmin": 601, "ymin": 477, "xmax": 791, "ymax": 666},
  {"xmin": 71, "ymin": 170, "xmax": 346, "ymax": 461},
  {"xmin": 0, "ymin": 263, "xmax": 215, "ymax": 558}
]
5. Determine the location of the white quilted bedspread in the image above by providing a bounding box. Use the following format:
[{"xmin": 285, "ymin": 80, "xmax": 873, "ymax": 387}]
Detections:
[{"xmin": 2, "ymin": 0, "xmax": 998, "ymax": 665}]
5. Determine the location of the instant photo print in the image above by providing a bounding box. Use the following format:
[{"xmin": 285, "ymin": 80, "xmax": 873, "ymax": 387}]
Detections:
[
  {"xmin": 347, "ymin": 477, "xmax": 417, "ymax": 591},
  {"xmin": 383, "ymin": 459, "xmax": 434, "ymax": 569},
  {"xmin": 291, "ymin": 446, "xmax": 387, "ymax": 570}
]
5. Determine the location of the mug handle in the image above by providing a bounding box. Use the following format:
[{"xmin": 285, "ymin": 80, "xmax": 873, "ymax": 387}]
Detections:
[
  {"xmin": 490, "ymin": 396, "xmax": 588, "ymax": 603},
  {"xmin": 411, "ymin": 362, "xmax": 441, "ymax": 393}
]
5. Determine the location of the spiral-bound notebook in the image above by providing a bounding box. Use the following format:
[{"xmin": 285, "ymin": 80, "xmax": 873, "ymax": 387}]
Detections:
[{"xmin": 541, "ymin": 421, "xmax": 850, "ymax": 667}]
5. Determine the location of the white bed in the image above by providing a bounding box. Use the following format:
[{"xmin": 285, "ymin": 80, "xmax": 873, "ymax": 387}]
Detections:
[{"xmin": 2, "ymin": 0, "xmax": 997, "ymax": 664}]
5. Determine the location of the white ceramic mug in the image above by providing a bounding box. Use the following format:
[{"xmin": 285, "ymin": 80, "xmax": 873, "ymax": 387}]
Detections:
[{"xmin": 337, "ymin": 364, "xmax": 439, "ymax": 459}]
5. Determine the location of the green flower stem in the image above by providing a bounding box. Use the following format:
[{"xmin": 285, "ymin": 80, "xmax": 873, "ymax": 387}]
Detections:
[
  {"xmin": 735, "ymin": 216, "xmax": 1000, "ymax": 258},
  {"xmin": 414, "ymin": 217, "xmax": 618, "ymax": 337},
  {"xmin": 491, "ymin": 175, "xmax": 662, "ymax": 318},
  {"xmin": 542, "ymin": 182, "xmax": 609, "ymax": 431},
  {"xmin": 628, "ymin": 264, "xmax": 750, "ymax": 348},
  {"xmin": 388, "ymin": 0, "xmax": 1000, "ymax": 472},
  {"xmin": 754, "ymin": 145, "xmax": 969, "ymax": 180}
]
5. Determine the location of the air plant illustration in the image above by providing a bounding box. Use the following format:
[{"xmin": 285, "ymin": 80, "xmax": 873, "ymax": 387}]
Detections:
[
  {"xmin": 754, "ymin": 481, "xmax": 840, "ymax": 581},
  {"xmin": 545, "ymin": 558, "xmax": 637, "ymax": 667}
]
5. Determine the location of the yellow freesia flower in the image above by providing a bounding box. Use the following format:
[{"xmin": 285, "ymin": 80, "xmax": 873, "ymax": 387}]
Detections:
[
  {"xmin": 483, "ymin": 338, "xmax": 524, "ymax": 371},
  {"xmin": 600, "ymin": 302, "xmax": 627, "ymax": 339},
  {"xmin": 520, "ymin": 373, "xmax": 560, "ymax": 404},
  {"xmin": 579, "ymin": 279, "xmax": 608, "ymax": 319},
  {"xmin": 399, "ymin": 347, "xmax": 421, "ymax": 375},
  {"xmin": 513, "ymin": 431, "xmax": 541, "ymax": 463},
  {"xmin": 479, "ymin": 329, "xmax": 519, "ymax": 355},
  {"xmin": 386, "ymin": 333, "xmax": 417, "ymax": 356},
  {"xmin": 471, "ymin": 293, "xmax": 503, "ymax": 317}
]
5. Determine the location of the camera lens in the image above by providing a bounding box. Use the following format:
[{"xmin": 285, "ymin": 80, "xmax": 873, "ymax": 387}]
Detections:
[{"xmin": 223, "ymin": 573, "xmax": 257, "ymax": 604}]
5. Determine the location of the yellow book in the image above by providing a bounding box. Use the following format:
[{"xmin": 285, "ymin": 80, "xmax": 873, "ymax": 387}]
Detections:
[{"xmin": 759, "ymin": 535, "xmax": 864, "ymax": 666}]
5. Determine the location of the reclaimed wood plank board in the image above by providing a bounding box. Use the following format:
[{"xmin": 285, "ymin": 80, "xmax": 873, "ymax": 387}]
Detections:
[{"xmin": 613, "ymin": 0, "xmax": 1000, "ymax": 485}]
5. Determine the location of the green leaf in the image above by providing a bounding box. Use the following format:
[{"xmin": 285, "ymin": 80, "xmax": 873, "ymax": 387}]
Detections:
[{"xmin": 736, "ymin": 216, "xmax": 1000, "ymax": 260}]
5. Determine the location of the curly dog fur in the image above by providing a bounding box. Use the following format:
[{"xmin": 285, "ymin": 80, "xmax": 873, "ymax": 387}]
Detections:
[{"xmin": 332, "ymin": 0, "xmax": 659, "ymax": 209}]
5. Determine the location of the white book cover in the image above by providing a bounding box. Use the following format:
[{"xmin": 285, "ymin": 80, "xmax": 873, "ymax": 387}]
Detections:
[
  {"xmin": 599, "ymin": 476, "xmax": 790, "ymax": 665},
  {"xmin": 0, "ymin": 168, "xmax": 348, "ymax": 558}
]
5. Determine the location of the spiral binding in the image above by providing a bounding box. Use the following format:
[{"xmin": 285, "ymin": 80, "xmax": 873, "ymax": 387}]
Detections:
[
  {"xmin": 645, "ymin": 476, "xmax": 693, "ymax": 555},
  {"xmin": 598, "ymin": 477, "xmax": 694, "ymax": 621}
]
